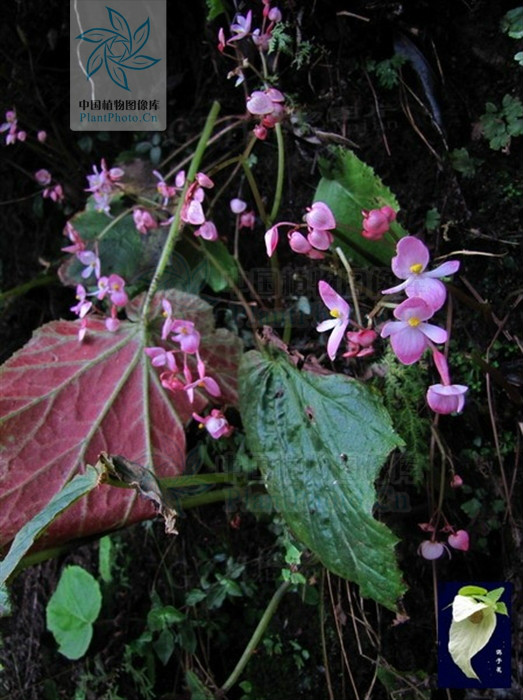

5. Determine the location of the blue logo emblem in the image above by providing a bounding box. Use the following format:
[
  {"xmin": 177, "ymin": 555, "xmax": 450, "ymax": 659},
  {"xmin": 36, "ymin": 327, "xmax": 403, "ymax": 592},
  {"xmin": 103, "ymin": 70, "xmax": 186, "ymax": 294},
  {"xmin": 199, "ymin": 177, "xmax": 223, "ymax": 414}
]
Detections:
[{"xmin": 76, "ymin": 6, "xmax": 160, "ymax": 92}]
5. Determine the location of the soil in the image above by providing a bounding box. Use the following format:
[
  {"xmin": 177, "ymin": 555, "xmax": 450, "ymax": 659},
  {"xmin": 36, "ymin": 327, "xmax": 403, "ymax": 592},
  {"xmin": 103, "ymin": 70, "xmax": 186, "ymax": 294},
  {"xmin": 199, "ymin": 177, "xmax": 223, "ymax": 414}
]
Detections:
[{"xmin": 1, "ymin": 1, "xmax": 522, "ymax": 699}]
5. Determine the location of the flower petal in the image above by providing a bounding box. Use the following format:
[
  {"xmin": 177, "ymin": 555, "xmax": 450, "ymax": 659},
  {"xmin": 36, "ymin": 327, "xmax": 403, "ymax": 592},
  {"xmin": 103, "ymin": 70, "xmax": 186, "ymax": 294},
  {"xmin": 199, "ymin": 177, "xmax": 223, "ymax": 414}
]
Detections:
[
  {"xmin": 391, "ymin": 236, "xmax": 430, "ymax": 279},
  {"xmin": 390, "ymin": 326, "xmax": 428, "ymax": 364}
]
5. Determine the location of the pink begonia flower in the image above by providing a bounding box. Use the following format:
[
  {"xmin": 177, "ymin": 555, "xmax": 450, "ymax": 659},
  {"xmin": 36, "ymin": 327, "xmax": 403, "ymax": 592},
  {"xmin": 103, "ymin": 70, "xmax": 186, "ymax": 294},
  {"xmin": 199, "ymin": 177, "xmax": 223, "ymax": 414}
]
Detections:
[
  {"xmin": 305, "ymin": 202, "xmax": 336, "ymax": 251},
  {"xmin": 161, "ymin": 299, "xmax": 174, "ymax": 339},
  {"xmin": 361, "ymin": 206, "xmax": 396, "ymax": 241},
  {"xmin": 426, "ymin": 349, "xmax": 468, "ymax": 414},
  {"xmin": 450, "ymin": 474, "xmax": 463, "ymax": 488},
  {"xmin": 35, "ymin": 169, "xmax": 52, "ymax": 186},
  {"xmin": 316, "ymin": 281, "xmax": 351, "ymax": 361},
  {"xmin": 62, "ymin": 222, "xmax": 85, "ymax": 254},
  {"xmin": 145, "ymin": 346, "xmax": 177, "ymax": 371},
  {"xmin": 418, "ymin": 540, "xmax": 448, "ymax": 560},
  {"xmin": 288, "ymin": 230, "xmax": 312, "ymax": 255},
  {"xmin": 105, "ymin": 306, "xmax": 120, "ymax": 332},
  {"xmin": 105, "ymin": 274, "xmax": 128, "ymax": 306},
  {"xmin": 194, "ymin": 221, "xmax": 218, "ymax": 241},
  {"xmin": 240, "ymin": 210, "xmax": 255, "ymax": 229},
  {"xmin": 78, "ymin": 317, "xmax": 89, "ymax": 342},
  {"xmin": 253, "ymin": 124, "xmax": 268, "ymax": 140},
  {"xmin": 77, "ymin": 250, "xmax": 101, "ymax": 279},
  {"xmin": 380, "ymin": 296, "xmax": 447, "ymax": 365},
  {"xmin": 217, "ymin": 27, "xmax": 226, "ymax": 52},
  {"xmin": 228, "ymin": 11, "xmax": 252, "ymax": 42},
  {"xmin": 195, "ymin": 172, "xmax": 214, "ymax": 189},
  {"xmin": 230, "ymin": 198, "xmax": 247, "ymax": 214},
  {"xmin": 184, "ymin": 373, "xmax": 221, "ymax": 404},
  {"xmin": 265, "ymin": 225, "xmax": 279, "ymax": 257},
  {"xmin": 382, "ymin": 236, "xmax": 460, "ymax": 311},
  {"xmin": 133, "ymin": 208, "xmax": 157, "ymax": 234},
  {"xmin": 171, "ymin": 320, "xmax": 201, "ymax": 354},
  {"xmin": 160, "ymin": 371, "xmax": 186, "ymax": 394},
  {"xmin": 305, "ymin": 202, "xmax": 336, "ymax": 231},
  {"xmin": 43, "ymin": 183, "xmax": 64, "ymax": 202},
  {"xmin": 448, "ymin": 530, "xmax": 469, "ymax": 551},
  {"xmin": 247, "ymin": 91, "xmax": 274, "ymax": 116},
  {"xmin": 153, "ymin": 170, "xmax": 178, "ymax": 205},
  {"xmin": 427, "ymin": 383, "xmax": 468, "ymax": 414},
  {"xmin": 182, "ymin": 199, "xmax": 205, "ymax": 225},
  {"xmin": 86, "ymin": 159, "xmax": 124, "ymax": 213},
  {"xmin": 288, "ymin": 231, "xmax": 324, "ymax": 259},
  {"xmin": 70, "ymin": 285, "xmax": 92, "ymax": 318},
  {"xmin": 343, "ymin": 329, "xmax": 378, "ymax": 358},
  {"xmin": 37, "ymin": 130, "xmax": 47, "ymax": 143},
  {"xmin": 307, "ymin": 228, "xmax": 333, "ymax": 250},
  {"xmin": 192, "ymin": 409, "xmax": 233, "ymax": 439}
]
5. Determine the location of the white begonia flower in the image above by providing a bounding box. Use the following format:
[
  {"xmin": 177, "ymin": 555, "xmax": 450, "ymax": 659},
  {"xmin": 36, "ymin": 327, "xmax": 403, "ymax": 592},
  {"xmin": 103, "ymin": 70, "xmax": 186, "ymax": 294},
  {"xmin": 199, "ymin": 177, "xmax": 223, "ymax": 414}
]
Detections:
[{"xmin": 448, "ymin": 594, "xmax": 497, "ymax": 680}]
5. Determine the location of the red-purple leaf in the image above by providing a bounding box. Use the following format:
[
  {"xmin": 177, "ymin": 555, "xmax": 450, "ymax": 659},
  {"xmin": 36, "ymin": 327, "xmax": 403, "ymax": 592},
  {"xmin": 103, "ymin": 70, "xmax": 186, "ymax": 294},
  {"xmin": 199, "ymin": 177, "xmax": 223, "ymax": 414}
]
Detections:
[{"xmin": 0, "ymin": 289, "xmax": 241, "ymax": 552}]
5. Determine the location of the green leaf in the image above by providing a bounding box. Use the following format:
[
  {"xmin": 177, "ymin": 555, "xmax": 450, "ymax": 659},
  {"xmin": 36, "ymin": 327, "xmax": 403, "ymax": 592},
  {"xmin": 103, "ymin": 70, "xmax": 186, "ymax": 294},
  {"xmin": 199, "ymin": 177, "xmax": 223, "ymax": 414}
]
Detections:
[
  {"xmin": 313, "ymin": 147, "xmax": 408, "ymax": 266},
  {"xmin": 0, "ymin": 466, "xmax": 100, "ymax": 612},
  {"xmin": 239, "ymin": 350, "xmax": 406, "ymax": 611},
  {"xmin": 458, "ymin": 585, "xmax": 488, "ymax": 597},
  {"xmin": 500, "ymin": 7, "xmax": 523, "ymax": 39},
  {"xmin": 185, "ymin": 670, "xmax": 213, "ymax": 700},
  {"xmin": 46, "ymin": 565, "xmax": 102, "ymax": 660},
  {"xmin": 153, "ymin": 628, "xmax": 175, "ymax": 665},
  {"xmin": 205, "ymin": 0, "xmax": 226, "ymax": 22}
]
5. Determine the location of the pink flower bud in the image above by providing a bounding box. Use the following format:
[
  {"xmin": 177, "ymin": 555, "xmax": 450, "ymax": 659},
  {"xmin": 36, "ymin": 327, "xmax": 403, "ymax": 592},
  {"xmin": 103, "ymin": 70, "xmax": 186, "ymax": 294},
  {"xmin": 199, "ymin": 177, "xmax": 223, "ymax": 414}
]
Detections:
[
  {"xmin": 450, "ymin": 474, "xmax": 463, "ymax": 488},
  {"xmin": 361, "ymin": 209, "xmax": 390, "ymax": 240},
  {"xmin": 307, "ymin": 228, "xmax": 333, "ymax": 251},
  {"xmin": 239, "ymin": 210, "xmax": 255, "ymax": 229},
  {"xmin": 419, "ymin": 540, "xmax": 446, "ymax": 560},
  {"xmin": 268, "ymin": 7, "xmax": 282, "ymax": 22},
  {"xmin": 230, "ymin": 198, "xmax": 247, "ymax": 214},
  {"xmin": 288, "ymin": 230, "xmax": 312, "ymax": 255},
  {"xmin": 196, "ymin": 172, "xmax": 214, "ymax": 188},
  {"xmin": 305, "ymin": 201, "xmax": 336, "ymax": 231},
  {"xmin": 448, "ymin": 530, "xmax": 469, "ymax": 551},
  {"xmin": 37, "ymin": 130, "xmax": 47, "ymax": 143},
  {"xmin": 265, "ymin": 225, "xmax": 279, "ymax": 256},
  {"xmin": 194, "ymin": 221, "xmax": 218, "ymax": 241},
  {"xmin": 254, "ymin": 124, "xmax": 268, "ymax": 140},
  {"xmin": 35, "ymin": 168, "xmax": 52, "ymax": 186}
]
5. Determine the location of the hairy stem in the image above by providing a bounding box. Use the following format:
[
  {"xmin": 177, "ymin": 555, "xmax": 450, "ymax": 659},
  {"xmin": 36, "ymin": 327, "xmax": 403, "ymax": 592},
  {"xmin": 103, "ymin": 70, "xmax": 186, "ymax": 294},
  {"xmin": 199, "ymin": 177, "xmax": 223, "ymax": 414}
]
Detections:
[{"xmin": 140, "ymin": 101, "xmax": 221, "ymax": 321}]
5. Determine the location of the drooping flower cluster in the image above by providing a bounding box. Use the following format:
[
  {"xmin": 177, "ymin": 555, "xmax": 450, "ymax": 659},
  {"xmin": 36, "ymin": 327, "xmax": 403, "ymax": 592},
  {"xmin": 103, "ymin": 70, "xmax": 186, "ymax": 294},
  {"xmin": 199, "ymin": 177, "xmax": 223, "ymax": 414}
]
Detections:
[
  {"xmin": 418, "ymin": 519, "xmax": 470, "ymax": 560},
  {"xmin": 246, "ymin": 88, "xmax": 286, "ymax": 140},
  {"xmin": 145, "ymin": 301, "xmax": 233, "ymax": 439},
  {"xmin": 216, "ymin": 2, "xmax": 286, "ymax": 137},
  {"xmin": 265, "ymin": 201, "xmax": 336, "ymax": 259},
  {"xmin": 85, "ymin": 158, "xmax": 125, "ymax": 215},
  {"xmin": 63, "ymin": 222, "xmax": 128, "ymax": 340},
  {"xmin": 34, "ymin": 168, "xmax": 64, "ymax": 203},
  {"xmin": 0, "ymin": 109, "xmax": 26, "ymax": 145},
  {"xmin": 380, "ymin": 236, "xmax": 466, "ymax": 414},
  {"xmin": 152, "ymin": 169, "xmax": 219, "ymax": 241},
  {"xmin": 218, "ymin": 2, "xmax": 283, "ymax": 58},
  {"xmin": 230, "ymin": 198, "xmax": 255, "ymax": 229}
]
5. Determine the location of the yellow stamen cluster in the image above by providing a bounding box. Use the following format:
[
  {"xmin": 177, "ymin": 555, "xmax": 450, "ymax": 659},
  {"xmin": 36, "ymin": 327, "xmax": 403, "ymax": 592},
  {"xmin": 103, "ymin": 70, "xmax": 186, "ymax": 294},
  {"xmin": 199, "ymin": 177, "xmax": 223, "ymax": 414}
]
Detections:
[
  {"xmin": 330, "ymin": 308, "xmax": 341, "ymax": 319},
  {"xmin": 408, "ymin": 317, "xmax": 421, "ymax": 327},
  {"xmin": 410, "ymin": 263, "xmax": 423, "ymax": 274}
]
